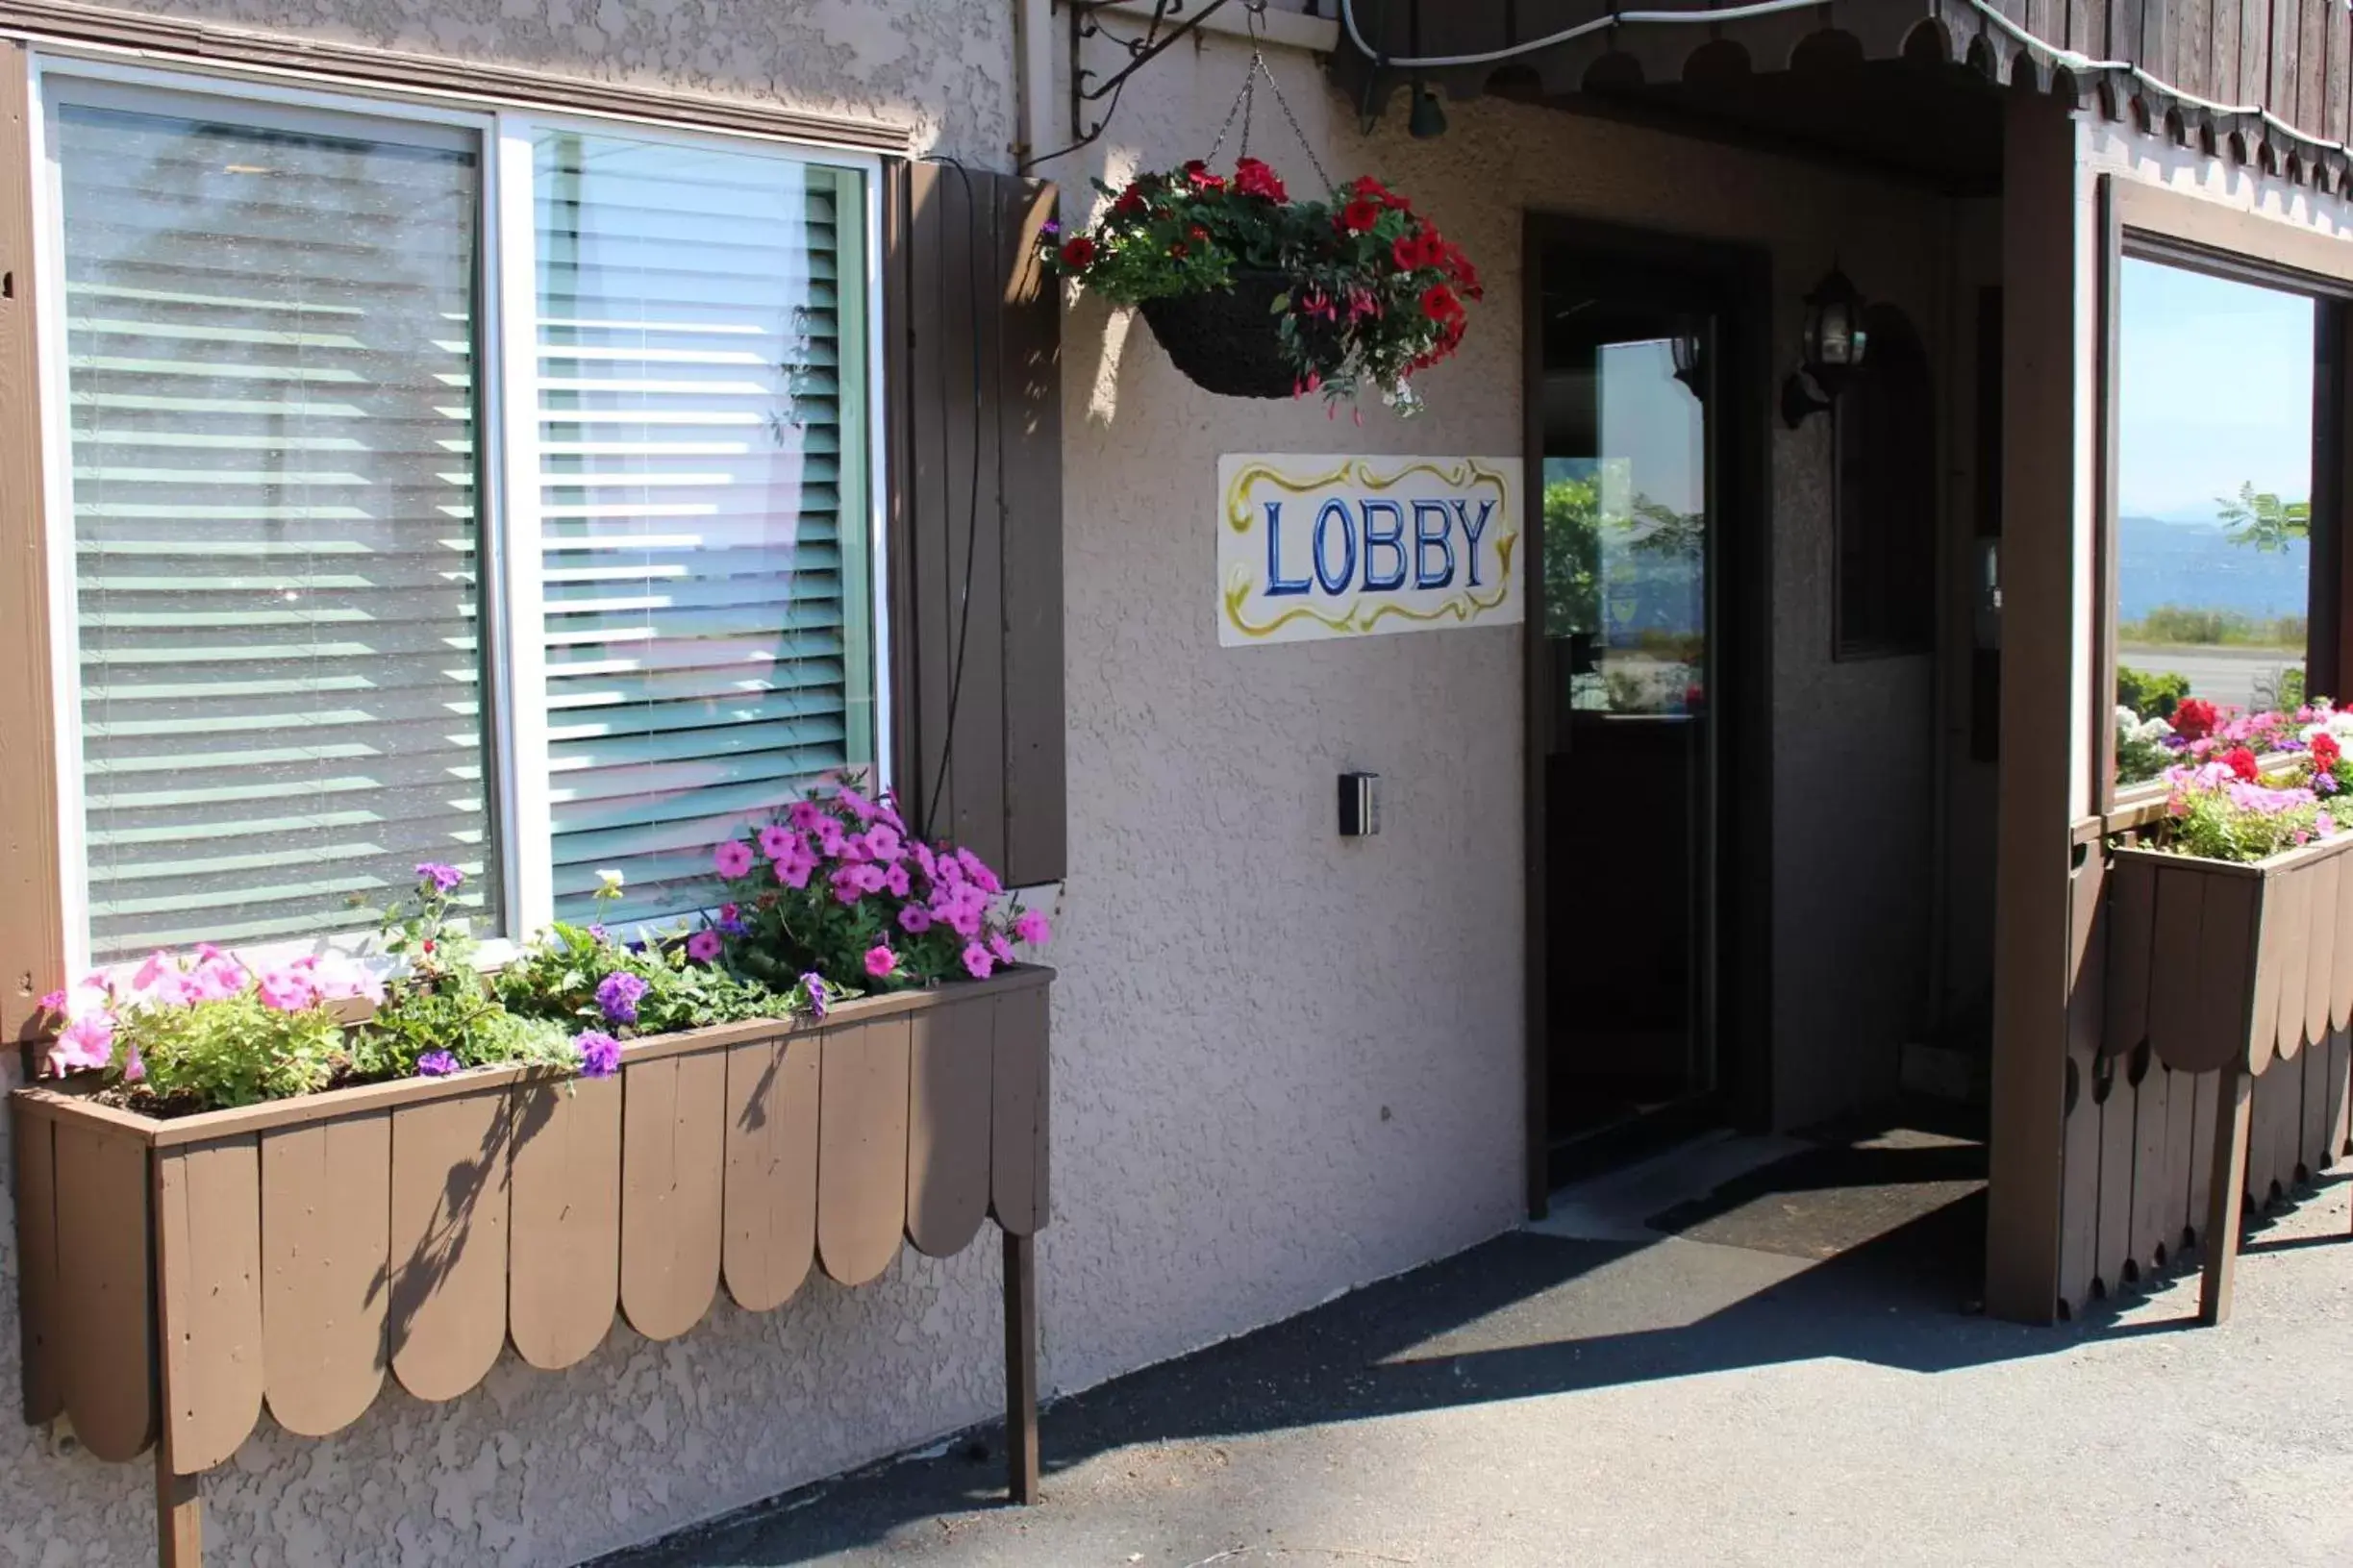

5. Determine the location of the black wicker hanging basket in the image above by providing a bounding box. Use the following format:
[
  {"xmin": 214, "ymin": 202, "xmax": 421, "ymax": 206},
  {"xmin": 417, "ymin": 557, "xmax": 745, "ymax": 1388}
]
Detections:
[{"xmin": 1137, "ymin": 269, "xmax": 1338, "ymax": 400}]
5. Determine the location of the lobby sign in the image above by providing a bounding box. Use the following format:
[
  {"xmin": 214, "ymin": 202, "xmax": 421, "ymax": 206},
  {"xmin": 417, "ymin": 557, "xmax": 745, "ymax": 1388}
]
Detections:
[{"xmin": 1217, "ymin": 454, "xmax": 1524, "ymax": 646}]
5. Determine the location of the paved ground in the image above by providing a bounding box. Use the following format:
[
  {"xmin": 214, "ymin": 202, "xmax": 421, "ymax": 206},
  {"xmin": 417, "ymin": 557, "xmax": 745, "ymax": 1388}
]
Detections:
[
  {"xmin": 606, "ymin": 1129, "xmax": 2353, "ymax": 1568},
  {"xmin": 2117, "ymin": 643, "xmax": 2302, "ymax": 711}
]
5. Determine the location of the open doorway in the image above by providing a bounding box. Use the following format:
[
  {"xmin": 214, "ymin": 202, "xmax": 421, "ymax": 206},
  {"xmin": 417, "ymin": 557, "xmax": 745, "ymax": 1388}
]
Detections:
[{"xmin": 1524, "ymin": 220, "xmax": 1774, "ymax": 1202}]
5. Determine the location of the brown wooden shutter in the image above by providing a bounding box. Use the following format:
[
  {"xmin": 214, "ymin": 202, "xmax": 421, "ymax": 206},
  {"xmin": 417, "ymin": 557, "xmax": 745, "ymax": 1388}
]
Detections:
[
  {"xmin": 887, "ymin": 162, "xmax": 1064, "ymax": 886},
  {"xmin": 0, "ymin": 41, "xmax": 65, "ymax": 1041}
]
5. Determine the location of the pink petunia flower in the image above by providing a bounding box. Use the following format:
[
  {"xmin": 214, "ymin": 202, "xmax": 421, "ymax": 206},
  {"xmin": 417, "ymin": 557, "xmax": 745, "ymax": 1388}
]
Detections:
[
  {"xmin": 256, "ymin": 966, "xmax": 318, "ymax": 1013},
  {"xmin": 713, "ymin": 839, "xmax": 756, "ymax": 879},
  {"xmin": 758, "ymin": 824, "xmax": 798, "ymax": 861},
  {"xmin": 863, "ymin": 822, "xmax": 904, "ymax": 862},
  {"xmin": 884, "ymin": 862, "xmax": 912, "ymax": 898},
  {"xmin": 45, "ymin": 1011, "xmax": 114, "ymax": 1076},
  {"xmin": 1012, "ymin": 909, "xmax": 1052, "ymax": 946},
  {"xmin": 957, "ymin": 848, "xmax": 1003, "ymax": 894},
  {"xmin": 788, "ymin": 799, "xmax": 826, "ymax": 832},
  {"xmin": 775, "ymin": 846, "xmax": 815, "ymax": 889},
  {"xmin": 308, "ymin": 949, "xmax": 385, "ymax": 1004},
  {"xmin": 864, "ymin": 943, "xmax": 898, "ymax": 979},
  {"xmin": 839, "ymin": 785, "xmax": 882, "ymax": 823},
  {"xmin": 961, "ymin": 941, "xmax": 994, "ymax": 980},
  {"xmin": 989, "ymin": 933, "xmax": 1016, "ymax": 964},
  {"xmin": 898, "ymin": 904, "xmax": 934, "ymax": 934},
  {"xmin": 686, "ymin": 929, "xmax": 724, "ymax": 963}
]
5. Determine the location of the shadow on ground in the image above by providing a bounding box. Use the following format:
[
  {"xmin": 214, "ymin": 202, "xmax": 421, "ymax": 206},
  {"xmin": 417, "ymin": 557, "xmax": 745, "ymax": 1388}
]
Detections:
[{"xmin": 599, "ymin": 1119, "xmax": 2252, "ymax": 1567}]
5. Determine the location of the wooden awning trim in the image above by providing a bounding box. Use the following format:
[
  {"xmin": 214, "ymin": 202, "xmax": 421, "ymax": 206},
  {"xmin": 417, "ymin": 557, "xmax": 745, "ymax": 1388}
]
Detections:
[{"xmin": 1330, "ymin": 0, "xmax": 2353, "ymax": 196}]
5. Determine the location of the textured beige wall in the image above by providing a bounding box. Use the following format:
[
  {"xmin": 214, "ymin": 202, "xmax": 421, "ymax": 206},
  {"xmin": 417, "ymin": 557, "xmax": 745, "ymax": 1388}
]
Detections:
[{"xmin": 1, "ymin": 10, "xmax": 1959, "ymax": 1564}]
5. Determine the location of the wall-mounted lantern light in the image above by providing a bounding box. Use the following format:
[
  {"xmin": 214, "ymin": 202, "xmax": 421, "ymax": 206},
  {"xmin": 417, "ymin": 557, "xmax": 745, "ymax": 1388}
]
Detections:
[
  {"xmin": 1780, "ymin": 264, "xmax": 1868, "ymax": 428},
  {"xmin": 1408, "ymin": 75, "xmax": 1448, "ymax": 138},
  {"xmin": 1669, "ymin": 327, "xmax": 1705, "ymax": 399}
]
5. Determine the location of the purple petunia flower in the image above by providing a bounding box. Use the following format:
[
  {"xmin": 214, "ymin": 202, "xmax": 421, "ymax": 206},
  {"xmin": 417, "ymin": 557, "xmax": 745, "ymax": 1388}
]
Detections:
[
  {"xmin": 574, "ymin": 1030, "xmax": 621, "ymax": 1078},
  {"xmin": 595, "ymin": 970, "xmax": 648, "ymax": 1024},
  {"xmin": 416, "ymin": 1050, "xmax": 459, "ymax": 1077},
  {"xmin": 414, "ymin": 862, "xmax": 463, "ymax": 894},
  {"xmin": 800, "ymin": 972, "xmax": 829, "ymax": 1019}
]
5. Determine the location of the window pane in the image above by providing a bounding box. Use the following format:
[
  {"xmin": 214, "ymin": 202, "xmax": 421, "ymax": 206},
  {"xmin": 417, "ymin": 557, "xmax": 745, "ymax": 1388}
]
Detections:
[
  {"xmin": 55, "ymin": 92, "xmax": 495, "ymax": 961},
  {"xmin": 2115, "ymin": 259, "xmax": 2316, "ymax": 786},
  {"xmin": 534, "ymin": 131, "xmax": 872, "ymax": 924}
]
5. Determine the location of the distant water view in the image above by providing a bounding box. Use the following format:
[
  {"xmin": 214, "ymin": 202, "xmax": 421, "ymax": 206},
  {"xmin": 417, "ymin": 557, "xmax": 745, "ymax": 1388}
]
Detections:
[{"xmin": 2117, "ymin": 514, "xmax": 2309, "ymax": 624}]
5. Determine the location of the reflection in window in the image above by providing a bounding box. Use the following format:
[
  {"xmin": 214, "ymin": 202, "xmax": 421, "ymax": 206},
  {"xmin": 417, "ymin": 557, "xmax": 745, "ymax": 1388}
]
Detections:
[
  {"xmin": 2114, "ymin": 259, "xmax": 2315, "ymax": 786},
  {"xmin": 1542, "ymin": 337, "xmax": 1705, "ymax": 715}
]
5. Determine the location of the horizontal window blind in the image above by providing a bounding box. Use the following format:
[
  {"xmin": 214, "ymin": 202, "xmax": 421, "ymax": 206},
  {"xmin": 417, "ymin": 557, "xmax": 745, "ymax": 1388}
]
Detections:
[
  {"xmin": 534, "ymin": 132, "xmax": 873, "ymax": 924},
  {"xmin": 54, "ymin": 93, "xmax": 497, "ymax": 961}
]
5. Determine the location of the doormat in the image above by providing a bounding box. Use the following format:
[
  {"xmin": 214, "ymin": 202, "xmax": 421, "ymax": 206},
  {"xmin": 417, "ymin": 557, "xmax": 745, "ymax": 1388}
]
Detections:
[{"xmin": 1643, "ymin": 1128, "xmax": 1988, "ymax": 1260}]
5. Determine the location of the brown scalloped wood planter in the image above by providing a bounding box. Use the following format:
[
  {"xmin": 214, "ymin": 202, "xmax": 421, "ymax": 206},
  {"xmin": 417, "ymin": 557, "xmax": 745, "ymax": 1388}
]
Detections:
[
  {"xmin": 2105, "ymin": 838, "xmax": 2353, "ymax": 1325},
  {"xmin": 12, "ymin": 965, "xmax": 1051, "ymax": 1565}
]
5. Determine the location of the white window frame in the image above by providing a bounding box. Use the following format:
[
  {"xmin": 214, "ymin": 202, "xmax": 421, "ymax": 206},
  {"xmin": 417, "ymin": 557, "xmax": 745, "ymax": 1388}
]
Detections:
[{"xmin": 27, "ymin": 52, "xmax": 893, "ymax": 982}]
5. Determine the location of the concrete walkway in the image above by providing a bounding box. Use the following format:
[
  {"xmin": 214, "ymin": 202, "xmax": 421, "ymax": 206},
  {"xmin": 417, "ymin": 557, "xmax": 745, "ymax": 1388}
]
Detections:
[{"xmin": 605, "ymin": 1132, "xmax": 2353, "ymax": 1568}]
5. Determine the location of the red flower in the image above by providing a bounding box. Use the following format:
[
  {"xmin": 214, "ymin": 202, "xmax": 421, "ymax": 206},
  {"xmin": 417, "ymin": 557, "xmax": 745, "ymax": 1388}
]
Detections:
[
  {"xmin": 1420, "ymin": 282, "xmax": 1464, "ymax": 323},
  {"xmin": 1339, "ymin": 197, "xmax": 1382, "ymax": 234},
  {"xmin": 1233, "ymin": 157, "xmax": 1288, "ymax": 202},
  {"xmin": 1182, "ymin": 159, "xmax": 1226, "ymax": 191},
  {"xmin": 2172, "ymin": 697, "xmax": 2218, "ymax": 740},
  {"xmin": 1169, "ymin": 240, "xmax": 1189, "ymax": 258},
  {"xmin": 1188, "ymin": 223, "xmax": 1210, "ymax": 241},
  {"xmin": 1057, "ymin": 235, "xmax": 1097, "ymax": 269},
  {"xmin": 2224, "ymin": 745, "xmax": 2261, "ymax": 782},
  {"xmin": 2315, "ymin": 732, "xmax": 2341, "ymax": 769},
  {"xmin": 1113, "ymin": 187, "xmax": 1145, "ymax": 215},
  {"xmin": 1391, "ymin": 232, "xmax": 1436, "ymax": 271}
]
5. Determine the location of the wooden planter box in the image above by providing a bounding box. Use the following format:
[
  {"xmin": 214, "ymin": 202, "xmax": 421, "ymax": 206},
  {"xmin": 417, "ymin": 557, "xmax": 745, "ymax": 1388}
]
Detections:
[
  {"xmin": 12, "ymin": 965, "xmax": 1052, "ymax": 1565},
  {"xmin": 2106, "ymin": 836, "xmax": 2353, "ymax": 1322}
]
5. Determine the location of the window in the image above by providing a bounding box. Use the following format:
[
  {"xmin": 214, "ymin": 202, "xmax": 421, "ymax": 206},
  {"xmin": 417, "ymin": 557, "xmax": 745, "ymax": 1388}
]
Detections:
[
  {"xmin": 38, "ymin": 67, "xmax": 881, "ymax": 966},
  {"xmin": 2111, "ymin": 256, "xmax": 2318, "ymax": 789}
]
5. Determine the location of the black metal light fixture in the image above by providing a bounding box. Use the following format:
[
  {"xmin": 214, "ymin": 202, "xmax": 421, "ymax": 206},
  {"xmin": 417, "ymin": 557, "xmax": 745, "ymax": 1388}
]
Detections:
[
  {"xmin": 1780, "ymin": 263, "xmax": 1868, "ymax": 428},
  {"xmin": 1669, "ymin": 326, "xmax": 1705, "ymax": 399},
  {"xmin": 1408, "ymin": 77, "xmax": 1448, "ymax": 137}
]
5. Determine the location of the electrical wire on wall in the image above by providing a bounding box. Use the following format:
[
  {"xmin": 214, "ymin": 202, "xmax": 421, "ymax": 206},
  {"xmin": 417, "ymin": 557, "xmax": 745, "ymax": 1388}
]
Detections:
[{"xmin": 915, "ymin": 153, "xmax": 993, "ymax": 843}]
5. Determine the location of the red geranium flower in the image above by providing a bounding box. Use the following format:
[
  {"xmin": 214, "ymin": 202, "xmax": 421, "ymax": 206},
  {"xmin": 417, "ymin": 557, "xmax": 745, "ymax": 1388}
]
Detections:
[
  {"xmin": 1169, "ymin": 240, "xmax": 1189, "ymax": 258},
  {"xmin": 1339, "ymin": 197, "xmax": 1383, "ymax": 234},
  {"xmin": 1058, "ymin": 235, "xmax": 1098, "ymax": 269},
  {"xmin": 2172, "ymin": 697, "xmax": 2218, "ymax": 740},
  {"xmin": 1188, "ymin": 223, "xmax": 1210, "ymax": 241},
  {"xmin": 1420, "ymin": 282, "xmax": 1464, "ymax": 323},
  {"xmin": 2314, "ymin": 732, "xmax": 2341, "ymax": 769},
  {"xmin": 2224, "ymin": 745, "xmax": 2261, "ymax": 782},
  {"xmin": 1182, "ymin": 159, "xmax": 1226, "ymax": 191},
  {"xmin": 1233, "ymin": 157, "xmax": 1287, "ymax": 202},
  {"xmin": 1113, "ymin": 186, "xmax": 1145, "ymax": 215}
]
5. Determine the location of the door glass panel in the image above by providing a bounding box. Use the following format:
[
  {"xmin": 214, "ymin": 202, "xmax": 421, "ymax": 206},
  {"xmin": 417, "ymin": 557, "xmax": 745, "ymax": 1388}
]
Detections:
[{"xmin": 1544, "ymin": 336, "xmax": 1707, "ymax": 717}]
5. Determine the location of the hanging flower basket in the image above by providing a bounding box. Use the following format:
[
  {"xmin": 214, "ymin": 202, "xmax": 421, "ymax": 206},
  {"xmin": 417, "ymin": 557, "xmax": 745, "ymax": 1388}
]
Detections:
[
  {"xmin": 1044, "ymin": 158, "xmax": 1481, "ymax": 414},
  {"xmin": 1135, "ymin": 268, "xmax": 1328, "ymax": 400}
]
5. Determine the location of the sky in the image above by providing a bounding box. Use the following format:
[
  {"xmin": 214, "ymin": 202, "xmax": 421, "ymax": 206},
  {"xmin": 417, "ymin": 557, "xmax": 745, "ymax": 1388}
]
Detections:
[{"xmin": 2116, "ymin": 258, "xmax": 2315, "ymax": 524}]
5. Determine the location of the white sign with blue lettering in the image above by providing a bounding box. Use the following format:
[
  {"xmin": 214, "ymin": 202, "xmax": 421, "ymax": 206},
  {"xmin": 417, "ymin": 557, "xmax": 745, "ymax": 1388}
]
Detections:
[{"xmin": 1216, "ymin": 454, "xmax": 1524, "ymax": 646}]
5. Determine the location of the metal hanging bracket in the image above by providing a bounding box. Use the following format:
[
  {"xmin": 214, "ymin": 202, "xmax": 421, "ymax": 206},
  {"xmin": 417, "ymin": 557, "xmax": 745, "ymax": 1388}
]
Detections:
[{"xmin": 1029, "ymin": 0, "xmax": 1260, "ymax": 170}]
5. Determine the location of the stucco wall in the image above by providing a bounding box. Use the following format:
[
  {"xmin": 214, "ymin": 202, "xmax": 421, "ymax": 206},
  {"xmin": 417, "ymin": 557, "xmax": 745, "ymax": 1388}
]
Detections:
[{"xmin": 3, "ymin": 11, "xmax": 1959, "ymax": 1564}]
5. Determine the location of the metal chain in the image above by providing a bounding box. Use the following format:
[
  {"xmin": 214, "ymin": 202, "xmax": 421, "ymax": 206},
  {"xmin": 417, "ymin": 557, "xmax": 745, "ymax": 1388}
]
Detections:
[{"xmin": 1201, "ymin": 3, "xmax": 1334, "ymax": 191}]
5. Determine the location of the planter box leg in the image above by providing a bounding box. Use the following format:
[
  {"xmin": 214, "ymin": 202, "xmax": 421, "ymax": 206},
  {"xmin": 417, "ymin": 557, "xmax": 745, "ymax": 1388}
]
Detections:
[
  {"xmin": 156, "ymin": 1451, "xmax": 200, "ymax": 1567},
  {"xmin": 1002, "ymin": 1230, "xmax": 1039, "ymax": 1505},
  {"xmin": 2200, "ymin": 1067, "xmax": 2254, "ymax": 1326}
]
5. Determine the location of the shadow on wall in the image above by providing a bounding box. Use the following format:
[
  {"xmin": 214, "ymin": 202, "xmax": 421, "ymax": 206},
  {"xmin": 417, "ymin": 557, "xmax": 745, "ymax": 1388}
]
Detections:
[{"xmin": 595, "ymin": 1125, "xmax": 2300, "ymax": 1567}]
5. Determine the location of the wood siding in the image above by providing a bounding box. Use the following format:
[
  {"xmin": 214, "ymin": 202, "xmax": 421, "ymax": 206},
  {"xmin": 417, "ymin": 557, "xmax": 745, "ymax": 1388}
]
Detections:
[
  {"xmin": 1336, "ymin": 0, "xmax": 2353, "ymax": 186},
  {"xmin": 893, "ymin": 166, "xmax": 1065, "ymax": 889}
]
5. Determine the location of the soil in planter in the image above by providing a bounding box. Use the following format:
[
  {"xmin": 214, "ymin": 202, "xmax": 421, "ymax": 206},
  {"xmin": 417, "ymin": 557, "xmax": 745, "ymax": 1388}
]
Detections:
[{"xmin": 1138, "ymin": 269, "xmax": 1340, "ymax": 400}]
